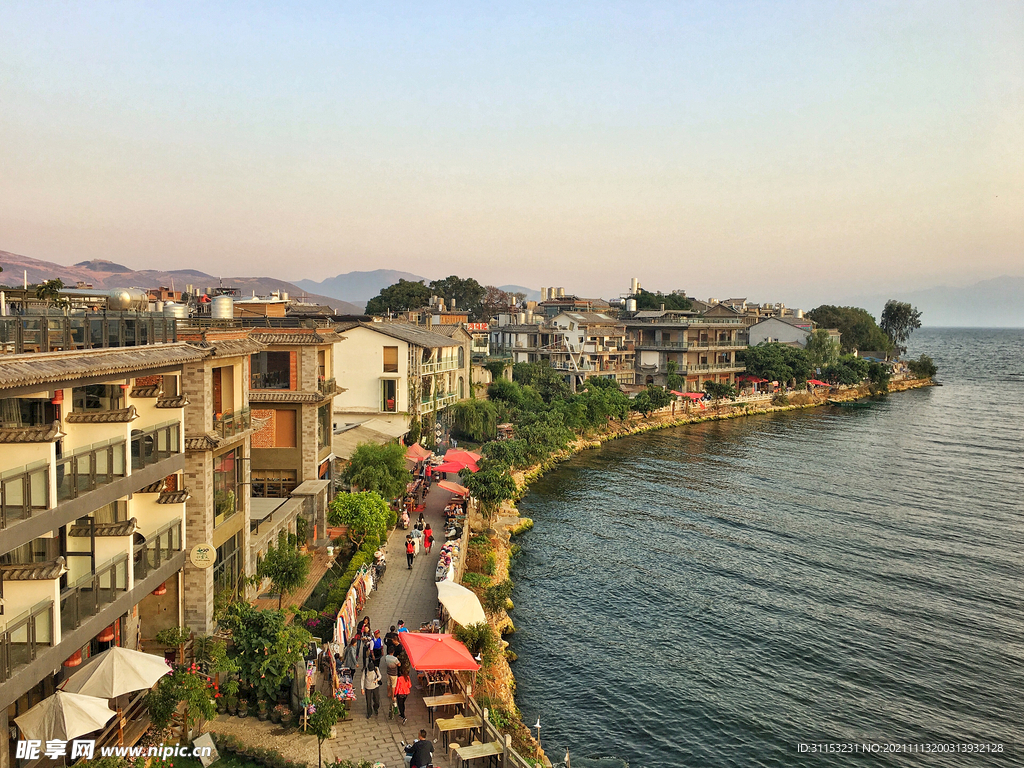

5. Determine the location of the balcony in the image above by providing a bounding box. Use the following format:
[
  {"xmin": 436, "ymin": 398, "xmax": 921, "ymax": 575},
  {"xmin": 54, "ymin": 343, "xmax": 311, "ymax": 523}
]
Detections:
[
  {"xmin": 134, "ymin": 518, "xmax": 183, "ymax": 582},
  {"xmin": 250, "ymin": 371, "xmax": 291, "ymax": 390},
  {"xmin": 59, "ymin": 553, "xmax": 130, "ymax": 632},
  {"xmin": 685, "ymin": 363, "xmax": 746, "ymax": 373},
  {"xmin": 56, "ymin": 439, "xmax": 127, "ymax": 503},
  {"xmin": 318, "ymin": 377, "xmax": 339, "ymax": 397},
  {"xmin": 213, "ymin": 408, "xmax": 251, "ymax": 439},
  {"xmin": 0, "ymin": 599, "xmax": 54, "ymax": 683},
  {"xmin": 691, "ymin": 340, "xmax": 746, "ymax": 349},
  {"xmin": 0, "ymin": 460, "xmax": 50, "ymax": 529},
  {"xmin": 630, "ymin": 316, "xmax": 743, "ymax": 326},
  {"xmin": 130, "ymin": 421, "xmax": 181, "ymax": 471},
  {"xmin": 0, "ymin": 311, "xmax": 178, "ymax": 355},
  {"xmin": 420, "ymin": 359, "xmax": 459, "ymax": 374},
  {"xmin": 549, "ymin": 361, "xmax": 595, "ymax": 371},
  {"xmin": 633, "ymin": 339, "xmax": 692, "ymax": 349}
]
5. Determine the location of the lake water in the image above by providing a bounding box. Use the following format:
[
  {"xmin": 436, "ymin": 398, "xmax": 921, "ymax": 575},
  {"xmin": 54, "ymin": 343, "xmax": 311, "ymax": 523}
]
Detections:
[{"xmin": 511, "ymin": 328, "xmax": 1024, "ymax": 768}]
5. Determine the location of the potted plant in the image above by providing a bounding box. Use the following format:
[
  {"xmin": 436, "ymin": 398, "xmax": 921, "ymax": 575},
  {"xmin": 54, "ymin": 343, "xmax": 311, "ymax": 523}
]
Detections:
[
  {"xmin": 238, "ymin": 699, "xmax": 249, "ymax": 718},
  {"xmin": 257, "ymin": 699, "xmax": 269, "ymax": 721},
  {"xmin": 227, "ymin": 696, "xmax": 238, "ymax": 716}
]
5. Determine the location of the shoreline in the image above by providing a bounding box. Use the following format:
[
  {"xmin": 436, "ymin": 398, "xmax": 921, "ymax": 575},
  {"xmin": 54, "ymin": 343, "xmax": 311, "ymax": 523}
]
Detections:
[{"xmin": 464, "ymin": 378, "xmax": 935, "ymax": 764}]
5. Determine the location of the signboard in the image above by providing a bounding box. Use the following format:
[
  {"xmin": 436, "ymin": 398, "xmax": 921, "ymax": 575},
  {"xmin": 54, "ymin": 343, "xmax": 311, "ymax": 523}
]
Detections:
[
  {"xmin": 465, "ymin": 323, "xmax": 489, "ymax": 331},
  {"xmin": 193, "ymin": 733, "xmax": 219, "ymax": 767},
  {"xmin": 189, "ymin": 543, "xmax": 216, "ymax": 569}
]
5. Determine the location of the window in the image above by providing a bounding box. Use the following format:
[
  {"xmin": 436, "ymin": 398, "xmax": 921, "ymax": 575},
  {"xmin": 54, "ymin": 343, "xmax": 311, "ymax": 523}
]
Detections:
[
  {"xmin": 382, "ymin": 379, "xmax": 397, "ymax": 412},
  {"xmin": 0, "ymin": 398, "xmax": 52, "ymax": 428},
  {"xmin": 317, "ymin": 404, "xmax": 330, "ymax": 450},
  {"xmin": 274, "ymin": 409, "xmax": 297, "ymax": 447},
  {"xmin": 251, "ymin": 470, "xmax": 297, "ymax": 498},
  {"xmin": 72, "ymin": 385, "xmax": 122, "ymax": 412},
  {"xmin": 383, "ymin": 346, "xmax": 399, "ymax": 373},
  {"xmin": 213, "ymin": 448, "xmax": 240, "ymax": 527},
  {"xmin": 161, "ymin": 375, "xmax": 179, "ymax": 397},
  {"xmin": 458, "ymin": 347, "xmax": 465, "ymax": 367},
  {"xmin": 458, "ymin": 377, "xmax": 464, "ymax": 398},
  {"xmin": 213, "ymin": 532, "xmax": 242, "ymax": 595},
  {"xmin": 251, "ymin": 351, "xmax": 291, "ymax": 389}
]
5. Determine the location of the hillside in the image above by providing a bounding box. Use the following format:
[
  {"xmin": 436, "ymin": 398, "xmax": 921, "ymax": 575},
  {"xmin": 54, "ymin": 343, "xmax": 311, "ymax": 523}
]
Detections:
[
  {"xmin": 854, "ymin": 275, "xmax": 1024, "ymax": 328},
  {"xmin": 293, "ymin": 269, "xmax": 427, "ymax": 307},
  {"xmin": 0, "ymin": 250, "xmax": 364, "ymax": 314}
]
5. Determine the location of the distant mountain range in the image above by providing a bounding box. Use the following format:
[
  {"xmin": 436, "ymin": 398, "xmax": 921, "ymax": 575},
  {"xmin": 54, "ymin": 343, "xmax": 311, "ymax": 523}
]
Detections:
[
  {"xmin": 294, "ymin": 270, "xmax": 542, "ymax": 307},
  {"xmin": 0, "ymin": 250, "xmax": 364, "ymax": 314},
  {"xmin": 854, "ymin": 275, "xmax": 1024, "ymax": 328}
]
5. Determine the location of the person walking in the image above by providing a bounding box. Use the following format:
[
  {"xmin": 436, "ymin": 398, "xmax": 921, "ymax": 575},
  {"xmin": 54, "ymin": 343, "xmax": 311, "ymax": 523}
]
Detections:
[
  {"xmin": 406, "ymin": 536, "xmax": 415, "ymax": 569},
  {"xmin": 424, "ymin": 524, "xmax": 434, "ymax": 553},
  {"xmin": 361, "ymin": 662, "xmax": 383, "ymax": 719},
  {"xmin": 341, "ymin": 636, "xmax": 360, "ymax": 675},
  {"xmin": 384, "ymin": 650, "xmax": 400, "ymax": 702},
  {"xmin": 393, "ymin": 670, "xmax": 412, "ymax": 724}
]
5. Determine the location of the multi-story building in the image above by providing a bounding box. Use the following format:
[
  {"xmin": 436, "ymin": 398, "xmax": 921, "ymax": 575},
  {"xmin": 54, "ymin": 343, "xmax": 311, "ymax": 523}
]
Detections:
[
  {"xmin": 546, "ymin": 312, "xmax": 634, "ymax": 387},
  {"xmin": 624, "ymin": 306, "xmax": 747, "ymax": 390},
  {"xmin": 0, "ymin": 342, "xmax": 202, "ymax": 763},
  {"xmin": 332, "ymin": 322, "xmax": 471, "ymax": 445}
]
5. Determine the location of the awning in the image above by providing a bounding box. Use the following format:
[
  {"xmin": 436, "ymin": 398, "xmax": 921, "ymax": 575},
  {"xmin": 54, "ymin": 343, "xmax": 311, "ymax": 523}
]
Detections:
[
  {"xmin": 406, "ymin": 443, "xmax": 432, "ymax": 461},
  {"xmin": 437, "ymin": 480, "xmax": 470, "ymax": 496},
  {"xmin": 332, "ymin": 419, "xmax": 409, "ymax": 459},
  {"xmin": 673, "ymin": 392, "xmax": 705, "ymax": 400},
  {"xmin": 399, "ymin": 633, "xmax": 480, "ymax": 671}
]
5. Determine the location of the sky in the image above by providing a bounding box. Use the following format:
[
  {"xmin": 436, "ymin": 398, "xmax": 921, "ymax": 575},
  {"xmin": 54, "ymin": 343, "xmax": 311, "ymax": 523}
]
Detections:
[{"xmin": 1, "ymin": 1, "xmax": 1021, "ymax": 309}]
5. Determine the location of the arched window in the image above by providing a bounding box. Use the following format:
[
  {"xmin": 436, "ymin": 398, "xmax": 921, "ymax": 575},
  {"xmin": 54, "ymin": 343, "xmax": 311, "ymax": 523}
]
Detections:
[
  {"xmin": 458, "ymin": 377, "xmax": 465, "ymax": 398},
  {"xmin": 645, "ymin": 375, "xmax": 654, "ymax": 385},
  {"xmin": 458, "ymin": 346, "xmax": 465, "ymax": 367}
]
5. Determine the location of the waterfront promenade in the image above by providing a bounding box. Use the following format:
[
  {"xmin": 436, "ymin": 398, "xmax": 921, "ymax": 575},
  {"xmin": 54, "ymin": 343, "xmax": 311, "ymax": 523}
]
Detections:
[{"xmin": 212, "ymin": 484, "xmax": 458, "ymax": 766}]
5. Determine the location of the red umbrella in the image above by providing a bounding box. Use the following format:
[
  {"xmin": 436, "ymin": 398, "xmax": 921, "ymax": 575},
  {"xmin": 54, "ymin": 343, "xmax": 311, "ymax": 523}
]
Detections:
[
  {"xmin": 437, "ymin": 480, "xmax": 470, "ymax": 496},
  {"xmin": 434, "ymin": 460, "xmax": 478, "ymax": 474},
  {"xmin": 676, "ymin": 392, "xmax": 705, "ymax": 400},
  {"xmin": 406, "ymin": 444, "xmax": 432, "ymax": 461},
  {"xmin": 444, "ymin": 449, "xmax": 482, "ymax": 465},
  {"xmin": 807, "ymin": 379, "xmax": 828, "ymax": 386},
  {"xmin": 399, "ymin": 633, "xmax": 480, "ymax": 671}
]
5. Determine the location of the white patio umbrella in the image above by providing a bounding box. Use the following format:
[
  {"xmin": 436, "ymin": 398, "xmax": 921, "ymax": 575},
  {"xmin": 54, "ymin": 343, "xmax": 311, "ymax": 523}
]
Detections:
[
  {"xmin": 15, "ymin": 691, "xmax": 116, "ymax": 742},
  {"xmin": 436, "ymin": 580, "xmax": 487, "ymax": 627},
  {"xmin": 61, "ymin": 646, "xmax": 171, "ymax": 698}
]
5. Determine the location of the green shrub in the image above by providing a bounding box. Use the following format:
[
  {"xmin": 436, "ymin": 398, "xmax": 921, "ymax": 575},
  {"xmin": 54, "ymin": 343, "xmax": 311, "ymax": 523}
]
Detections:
[
  {"xmin": 462, "ymin": 572, "xmax": 490, "ymax": 588},
  {"xmin": 483, "ymin": 579, "xmax": 514, "ymax": 614},
  {"xmin": 483, "ymin": 551, "xmax": 497, "ymax": 575}
]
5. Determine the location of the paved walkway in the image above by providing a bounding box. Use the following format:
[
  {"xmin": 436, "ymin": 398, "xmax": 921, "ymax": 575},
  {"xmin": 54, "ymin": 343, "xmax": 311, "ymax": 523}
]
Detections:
[{"xmin": 214, "ymin": 483, "xmax": 460, "ymax": 767}]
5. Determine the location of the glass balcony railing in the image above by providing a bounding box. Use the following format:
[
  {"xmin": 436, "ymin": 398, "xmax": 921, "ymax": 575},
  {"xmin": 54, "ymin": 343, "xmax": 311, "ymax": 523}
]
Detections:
[
  {"xmin": 134, "ymin": 518, "xmax": 183, "ymax": 582},
  {"xmin": 131, "ymin": 421, "xmax": 181, "ymax": 471},
  {"xmin": 318, "ymin": 377, "xmax": 337, "ymax": 396},
  {"xmin": 213, "ymin": 408, "xmax": 251, "ymax": 439},
  {"xmin": 56, "ymin": 439, "xmax": 127, "ymax": 503},
  {"xmin": 0, "ymin": 460, "xmax": 50, "ymax": 529},
  {"xmin": 59, "ymin": 554, "xmax": 129, "ymax": 632},
  {"xmin": 250, "ymin": 371, "xmax": 291, "ymax": 390},
  {"xmin": 420, "ymin": 360, "xmax": 458, "ymax": 374},
  {"xmin": 0, "ymin": 599, "xmax": 54, "ymax": 682}
]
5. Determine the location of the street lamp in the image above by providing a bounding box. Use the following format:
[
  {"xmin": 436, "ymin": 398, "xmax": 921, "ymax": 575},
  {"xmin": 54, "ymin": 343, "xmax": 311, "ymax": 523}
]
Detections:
[{"xmin": 534, "ymin": 718, "xmax": 541, "ymax": 750}]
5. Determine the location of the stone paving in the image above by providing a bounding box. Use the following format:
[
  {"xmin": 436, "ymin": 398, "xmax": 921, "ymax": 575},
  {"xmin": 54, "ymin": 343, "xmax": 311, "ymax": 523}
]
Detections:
[{"xmin": 215, "ymin": 482, "xmax": 460, "ymax": 768}]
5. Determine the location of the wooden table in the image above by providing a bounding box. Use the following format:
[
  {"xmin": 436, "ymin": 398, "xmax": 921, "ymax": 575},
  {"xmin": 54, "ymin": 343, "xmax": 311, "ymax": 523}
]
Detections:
[
  {"xmin": 435, "ymin": 714, "xmax": 482, "ymax": 750},
  {"xmin": 452, "ymin": 742, "xmax": 503, "ymax": 768},
  {"xmin": 422, "ymin": 693, "xmax": 466, "ymax": 724}
]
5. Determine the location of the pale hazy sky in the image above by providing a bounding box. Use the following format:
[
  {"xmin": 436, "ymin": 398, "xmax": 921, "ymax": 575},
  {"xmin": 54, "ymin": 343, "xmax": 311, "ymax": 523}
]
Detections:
[{"xmin": 1, "ymin": 1, "xmax": 1021, "ymax": 307}]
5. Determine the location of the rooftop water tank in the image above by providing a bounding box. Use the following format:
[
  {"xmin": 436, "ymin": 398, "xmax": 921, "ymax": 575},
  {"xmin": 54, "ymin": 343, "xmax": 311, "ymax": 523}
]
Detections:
[
  {"xmin": 211, "ymin": 295, "xmax": 234, "ymax": 319},
  {"xmin": 626, "ymin": 298, "xmax": 637, "ymax": 312},
  {"xmin": 163, "ymin": 302, "xmax": 188, "ymax": 318}
]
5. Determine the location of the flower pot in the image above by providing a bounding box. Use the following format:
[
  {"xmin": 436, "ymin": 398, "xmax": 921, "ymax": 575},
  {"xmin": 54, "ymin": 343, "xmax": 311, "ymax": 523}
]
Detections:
[
  {"xmin": 258, "ymin": 710, "xmax": 269, "ymax": 721},
  {"xmin": 238, "ymin": 705, "xmax": 249, "ymax": 718},
  {"xmin": 270, "ymin": 710, "xmax": 281, "ymax": 724},
  {"xmin": 227, "ymin": 699, "xmax": 238, "ymax": 716},
  {"xmin": 217, "ymin": 698, "xmax": 228, "ymax": 714}
]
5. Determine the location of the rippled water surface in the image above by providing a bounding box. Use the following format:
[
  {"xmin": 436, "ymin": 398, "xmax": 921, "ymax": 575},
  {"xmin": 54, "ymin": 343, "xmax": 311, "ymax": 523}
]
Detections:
[{"xmin": 511, "ymin": 328, "xmax": 1024, "ymax": 768}]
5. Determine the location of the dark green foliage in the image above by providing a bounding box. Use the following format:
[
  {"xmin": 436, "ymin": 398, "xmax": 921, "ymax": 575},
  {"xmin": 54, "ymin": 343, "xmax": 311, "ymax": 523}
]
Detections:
[
  {"xmin": 703, "ymin": 381, "xmax": 738, "ymax": 409},
  {"xmin": 256, "ymin": 531, "xmax": 312, "ymax": 610},
  {"xmin": 481, "ymin": 439, "xmax": 531, "ymax": 468},
  {"xmin": 805, "ymin": 305, "xmax": 893, "ymax": 355},
  {"xmin": 629, "ymin": 288, "xmax": 692, "ymax": 311},
  {"xmin": 34, "ymin": 278, "xmax": 68, "ymax": 307},
  {"xmin": 907, "ymin": 354, "xmax": 937, "ymax": 379},
  {"xmin": 483, "ymin": 579, "xmax": 514, "ymax": 615},
  {"xmin": 146, "ymin": 666, "xmax": 217, "ymax": 731},
  {"xmin": 805, "ymin": 329, "xmax": 840, "ymax": 368},
  {"xmin": 868, "ymin": 362, "xmax": 891, "ymax": 394},
  {"xmin": 511, "ymin": 362, "xmax": 571, "ymax": 403},
  {"xmin": 364, "ymin": 279, "xmax": 432, "ymax": 316},
  {"xmin": 428, "ymin": 275, "xmax": 487, "ymax": 320},
  {"xmin": 630, "ymin": 385, "xmax": 673, "ymax": 416},
  {"xmin": 307, "ymin": 691, "xmax": 347, "ymax": 768},
  {"xmin": 739, "ymin": 342, "xmax": 812, "ymax": 385},
  {"xmin": 483, "ymin": 358, "xmax": 510, "ymax": 380},
  {"xmin": 460, "ymin": 462, "xmax": 518, "ymax": 519},
  {"xmin": 220, "ymin": 603, "xmax": 312, "ymax": 703},
  {"xmin": 453, "ymin": 622, "xmax": 500, "ymax": 662},
  {"xmin": 880, "ymin": 300, "xmax": 923, "ymax": 356},
  {"xmin": 342, "ymin": 442, "xmax": 412, "ymax": 499},
  {"xmin": 821, "ymin": 354, "xmax": 870, "ymax": 385},
  {"xmin": 327, "ymin": 491, "xmax": 391, "ymax": 548},
  {"xmin": 450, "ymin": 399, "xmax": 499, "ymax": 442},
  {"xmin": 665, "ymin": 360, "xmax": 684, "ymax": 392}
]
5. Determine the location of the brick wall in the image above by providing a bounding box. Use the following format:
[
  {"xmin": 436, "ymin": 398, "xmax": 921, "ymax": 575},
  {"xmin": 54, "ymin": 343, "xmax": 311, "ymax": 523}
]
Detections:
[
  {"xmin": 183, "ymin": 450, "xmax": 214, "ymax": 634},
  {"xmin": 251, "ymin": 408, "xmax": 276, "ymax": 448}
]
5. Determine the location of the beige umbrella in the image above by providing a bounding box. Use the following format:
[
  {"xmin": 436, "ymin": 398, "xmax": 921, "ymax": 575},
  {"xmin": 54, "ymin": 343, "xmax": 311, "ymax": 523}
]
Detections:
[
  {"xmin": 15, "ymin": 691, "xmax": 116, "ymax": 741},
  {"xmin": 436, "ymin": 580, "xmax": 487, "ymax": 627},
  {"xmin": 61, "ymin": 646, "xmax": 171, "ymax": 698}
]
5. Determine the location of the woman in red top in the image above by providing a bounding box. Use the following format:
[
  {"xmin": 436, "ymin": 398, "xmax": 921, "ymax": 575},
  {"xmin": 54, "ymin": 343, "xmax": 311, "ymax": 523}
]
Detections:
[
  {"xmin": 393, "ymin": 670, "xmax": 412, "ymax": 723},
  {"xmin": 406, "ymin": 536, "xmax": 415, "ymax": 569},
  {"xmin": 424, "ymin": 524, "xmax": 433, "ymax": 553}
]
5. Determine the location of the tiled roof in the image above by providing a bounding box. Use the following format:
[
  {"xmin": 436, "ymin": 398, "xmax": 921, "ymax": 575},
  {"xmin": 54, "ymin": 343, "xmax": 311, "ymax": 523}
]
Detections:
[
  {"xmin": 137, "ymin": 480, "xmax": 166, "ymax": 493},
  {"xmin": 0, "ymin": 421, "xmax": 64, "ymax": 443},
  {"xmin": 0, "ymin": 558, "xmax": 66, "ymax": 580},
  {"xmin": 65, "ymin": 406, "xmax": 139, "ymax": 424},
  {"xmin": 158, "ymin": 490, "xmax": 190, "ymax": 504},
  {"xmin": 200, "ymin": 337, "xmax": 267, "ymax": 358},
  {"xmin": 130, "ymin": 386, "xmax": 161, "ymax": 398},
  {"xmin": 250, "ymin": 331, "xmax": 344, "ymax": 345},
  {"xmin": 248, "ymin": 390, "xmax": 326, "ymax": 403},
  {"xmin": 357, "ymin": 322, "xmax": 459, "ymax": 348},
  {"xmin": 185, "ymin": 434, "xmax": 221, "ymax": 451},
  {"xmin": 0, "ymin": 343, "xmax": 210, "ymax": 392},
  {"xmin": 431, "ymin": 324, "xmax": 471, "ymax": 338},
  {"xmin": 156, "ymin": 395, "xmax": 189, "ymax": 408},
  {"xmin": 68, "ymin": 519, "xmax": 138, "ymax": 537}
]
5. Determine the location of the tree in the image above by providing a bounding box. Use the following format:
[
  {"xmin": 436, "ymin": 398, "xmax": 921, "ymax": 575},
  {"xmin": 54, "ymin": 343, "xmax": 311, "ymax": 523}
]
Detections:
[
  {"xmin": 479, "ymin": 285, "xmax": 516, "ymax": 320},
  {"xmin": 821, "ymin": 354, "xmax": 870, "ymax": 385},
  {"xmin": 880, "ymin": 300, "xmax": 922, "ymax": 357},
  {"xmin": 703, "ymin": 381, "xmax": 738, "ymax": 412},
  {"xmin": 429, "ymin": 275, "xmax": 487, "ymax": 319},
  {"xmin": 630, "ymin": 385, "xmax": 673, "ymax": 417},
  {"xmin": 328, "ymin": 491, "xmax": 392, "ymax": 548},
  {"xmin": 629, "ymin": 288, "xmax": 692, "ymax": 311},
  {"xmin": 738, "ymin": 343, "xmax": 811, "ymax": 386},
  {"xmin": 868, "ymin": 362, "xmax": 891, "ymax": 395},
  {"xmin": 255, "ymin": 531, "xmax": 312, "ymax": 610},
  {"xmin": 364, "ymin": 279, "xmax": 432, "ymax": 316},
  {"xmin": 805, "ymin": 305, "xmax": 893, "ymax": 355},
  {"xmin": 907, "ymin": 354, "xmax": 937, "ymax": 379},
  {"xmin": 146, "ymin": 665, "xmax": 217, "ymax": 734},
  {"xmin": 483, "ymin": 579, "xmax": 514, "ymax": 615},
  {"xmin": 34, "ymin": 278, "xmax": 68, "ymax": 308},
  {"xmin": 805, "ymin": 329, "xmax": 840, "ymax": 369},
  {"xmin": 460, "ymin": 463, "xmax": 517, "ymax": 522},
  {"xmin": 220, "ymin": 602, "xmax": 311, "ymax": 703},
  {"xmin": 450, "ymin": 399, "xmax": 498, "ymax": 442},
  {"xmin": 306, "ymin": 691, "xmax": 347, "ymax": 768},
  {"xmin": 481, "ymin": 438, "xmax": 530, "ymax": 469},
  {"xmin": 665, "ymin": 360, "xmax": 684, "ymax": 392},
  {"xmin": 343, "ymin": 442, "xmax": 411, "ymax": 499}
]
